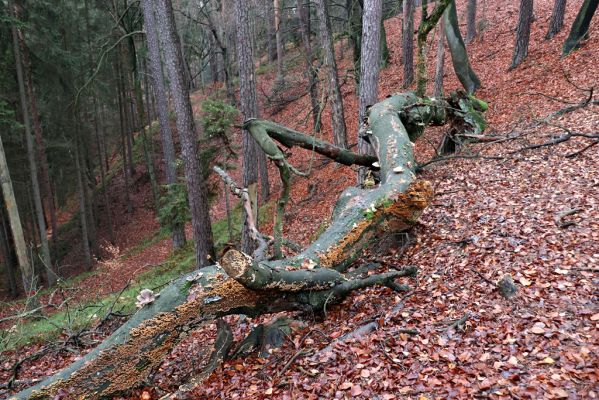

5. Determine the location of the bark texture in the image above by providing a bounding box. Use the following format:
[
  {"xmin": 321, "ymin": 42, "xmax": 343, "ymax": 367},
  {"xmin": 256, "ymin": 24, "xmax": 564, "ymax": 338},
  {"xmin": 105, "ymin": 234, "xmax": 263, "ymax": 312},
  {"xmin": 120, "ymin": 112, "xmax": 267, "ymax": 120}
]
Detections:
[
  {"xmin": 315, "ymin": 0, "xmax": 348, "ymax": 148},
  {"xmin": 141, "ymin": 0, "xmax": 186, "ymax": 249},
  {"xmin": 546, "ymin": 0, "xmax": 567, "ymax": 39},
  {"xmin": 466, "ymin": 0, "xmax": 477, "ymax": 43},
  {"xmin": 296, "ymin": 0, "xmax": 321, "ymax": 132},
  {"xmin": 403, "ymin": 0, "xmax": 415, "ymax": 87},
  {"xmin": 155, "ymin": 0, "xmax": 215, "ymax": 267},
  {"xmin": 433, "ymin": 18, "xmax": 446, "ymax": 98},
  {"xmin": 510, "ymin": 0, "xmax": 534, "ymax": 69}
]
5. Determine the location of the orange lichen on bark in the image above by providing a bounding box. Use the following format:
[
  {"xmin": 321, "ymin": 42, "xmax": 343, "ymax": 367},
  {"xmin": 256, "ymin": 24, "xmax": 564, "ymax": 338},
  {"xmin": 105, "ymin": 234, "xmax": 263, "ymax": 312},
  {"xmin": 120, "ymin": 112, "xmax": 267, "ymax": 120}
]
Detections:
[
  {"xmin": 318, "ymin": 180, "xmax": 433, "ymax": 269},
  {"xmin": 25, "ymin": 279, "xmax": 263, "ymax": 399}
]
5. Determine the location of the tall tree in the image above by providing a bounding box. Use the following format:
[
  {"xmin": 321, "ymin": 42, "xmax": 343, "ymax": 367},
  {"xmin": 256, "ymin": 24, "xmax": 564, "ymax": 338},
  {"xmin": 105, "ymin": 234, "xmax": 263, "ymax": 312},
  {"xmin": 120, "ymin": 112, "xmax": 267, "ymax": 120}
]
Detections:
[
  {"xmin": 444, "ymin": 0, "xmax": 481, "ymax": 93},
  {"xmin": 403, "ymin": 0, "xmax": 415, "ymax": 87},
  {"xmin": 296, "ymin": 0, "xmax": 321, "ymax": 132},
  {"xmin": 510, "ymin": 0, "xmax": 534, "ymax": 69},
  {"xmin": 154, "ymin": 0, "xmax": 215, "ymax": 267},
  {"xmin": 466, "ymin": 0, "xmax": 477, "ymax": 43},
  {"xmin": 235, "ymin": 0, "xmax": 262, "ymax": 253},
  {"xmin": 433, "ymin": 18, "xmax": 446, "ymax": 98},
  {"xmin": 274, "ymin": 0, "xmax": 285, "ymax": 85},
  {"xmin": 546, "ymin": 0, "xmax": 567, "ymax": 39},
  {"xmin": 357, "ymin": 0, "xmax": 382, "ymax": 183},
  {"xmin": 415, "ymin": 0, "xmax": 452, "ymax": 97},
  {"xmin": 11, "ymin": 2, "xmax": 55, "ymax": 286},
  {"xmin": 141, "ymin": 0, "xmax": 186, "ymax": 250},
  {"xmin": 563, "ymin": 0, "xmax": 598, "ymax": 55},
  {"xmin": 315, "ymin": 0, "xmax": 348, "ymax": 148},
  {"xmin": 0, "ymin": 134, "xmax": 36, "ymax": 296}
]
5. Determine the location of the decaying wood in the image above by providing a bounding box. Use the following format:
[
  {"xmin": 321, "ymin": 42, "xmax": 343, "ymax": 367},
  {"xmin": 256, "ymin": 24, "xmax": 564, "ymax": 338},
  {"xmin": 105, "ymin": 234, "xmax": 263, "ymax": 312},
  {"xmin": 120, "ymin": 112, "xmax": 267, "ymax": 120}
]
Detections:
[{"xmin": 12, "ymin": 91, "xmax": 485, "ymax": 399}]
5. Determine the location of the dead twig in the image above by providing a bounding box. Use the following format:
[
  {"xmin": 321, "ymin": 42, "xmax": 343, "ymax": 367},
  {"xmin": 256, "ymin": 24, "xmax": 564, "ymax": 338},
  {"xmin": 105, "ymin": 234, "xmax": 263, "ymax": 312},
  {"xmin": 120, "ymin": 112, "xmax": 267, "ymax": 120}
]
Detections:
[{"xmin": 555, "ymin": 208, "xmax": 583, "ymax": 228}]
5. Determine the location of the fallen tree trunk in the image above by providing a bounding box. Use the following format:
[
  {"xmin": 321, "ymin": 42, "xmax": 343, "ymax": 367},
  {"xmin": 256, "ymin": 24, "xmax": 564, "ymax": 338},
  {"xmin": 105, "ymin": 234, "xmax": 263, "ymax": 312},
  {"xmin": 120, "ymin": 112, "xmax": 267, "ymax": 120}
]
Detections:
[{"xmin": 11, "ymin": 91, "xmax": 483, "ymax": 399}]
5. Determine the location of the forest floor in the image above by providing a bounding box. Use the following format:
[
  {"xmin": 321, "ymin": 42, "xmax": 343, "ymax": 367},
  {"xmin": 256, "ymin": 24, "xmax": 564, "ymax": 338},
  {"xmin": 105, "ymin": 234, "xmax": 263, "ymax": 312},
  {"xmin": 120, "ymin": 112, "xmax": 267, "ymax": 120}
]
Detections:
[{"xmin": 1, "ymin": 0, "xmax": 598, "ymax": 398}]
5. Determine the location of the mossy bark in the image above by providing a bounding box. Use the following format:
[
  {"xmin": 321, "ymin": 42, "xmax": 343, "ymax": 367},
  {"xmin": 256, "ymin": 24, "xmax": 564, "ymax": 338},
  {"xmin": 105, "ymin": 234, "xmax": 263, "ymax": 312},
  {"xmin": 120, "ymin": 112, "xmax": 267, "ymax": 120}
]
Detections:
[{"xmin": 12, "ymin": 91, "xmax": 482, "ymax": 399}]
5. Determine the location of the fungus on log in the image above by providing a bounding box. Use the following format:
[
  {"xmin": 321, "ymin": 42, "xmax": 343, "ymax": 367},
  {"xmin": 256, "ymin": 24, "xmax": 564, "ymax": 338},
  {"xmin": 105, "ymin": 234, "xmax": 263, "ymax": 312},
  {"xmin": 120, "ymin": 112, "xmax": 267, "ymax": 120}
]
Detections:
[{"xmin": 11, "ymin": 91, "xmax": 485, "ymax": 399}]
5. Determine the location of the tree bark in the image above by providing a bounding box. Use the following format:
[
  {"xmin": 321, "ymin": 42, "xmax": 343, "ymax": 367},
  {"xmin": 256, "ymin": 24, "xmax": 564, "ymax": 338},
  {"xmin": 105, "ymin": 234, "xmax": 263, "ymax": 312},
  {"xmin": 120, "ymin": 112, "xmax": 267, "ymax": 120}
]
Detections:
[
  {"xmin": 562, "ymin": 0, "xmax": 598, "ymax": 55},
  {"xmin": 155, "ymin": 0, "xmax": 215, "ymax": 267},
  {"xmin": 74, "ymin": 119, "xmax": 93, "ymax": 272},
  {"xmin": 546, "ymin": 0, "xmax": 567, "ymax": 40},
  {"xmin": 315, "ymin": 0, "xmax": 348, "ymax": 148},
  {"xmin": 0, "ymin": 132, "xmax": 36, "ymax": 296},
  {"xmin": 403, "ymin": 0, "xmax": 415, "ymax": 87},
  {"xmin": 0, "ymin": 203, "xmax": 19, "ymax": 297},
  {"xmin": 510, "ymin": 0, "xmax": 534, "ymax": 69},
  {"xmin": 12, "ymin": 90, "xmax": 487, "ymax": 399},
  {"xmin": 142, "ymin": 0, "xmax": 186, "ymax": 250},
  {"xmin": 274, "ymin": 0, "xmax": 285, "ymax": 84},
  {"xmin": 296, "ymin": 0, "xmax": 321, "ymax": 133},
  {"xmin": 11, "ymin": 3, "xmax": 55, "ymax": 286},
  {"xmin": 433, "ymin": 18, "xmax": 446, "ymax": 98},
  {"xmin": 466, "ymin": 0, "xmax": 477, "ymax": 43},
  {"xmin": 116, "ymin": 60, "xmax": 133, "ymax": 214},
  {"xmin": 444, "ymin": 0, "xmax": 481, "ymax": 93}
]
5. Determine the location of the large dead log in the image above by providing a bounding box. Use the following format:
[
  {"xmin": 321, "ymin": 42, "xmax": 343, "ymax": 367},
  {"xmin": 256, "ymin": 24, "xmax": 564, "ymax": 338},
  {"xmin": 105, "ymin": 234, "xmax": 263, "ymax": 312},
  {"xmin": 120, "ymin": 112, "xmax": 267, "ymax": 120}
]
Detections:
[{"xmin": 11, "ymin": 91, "xmax": 483, "ymax": 399}]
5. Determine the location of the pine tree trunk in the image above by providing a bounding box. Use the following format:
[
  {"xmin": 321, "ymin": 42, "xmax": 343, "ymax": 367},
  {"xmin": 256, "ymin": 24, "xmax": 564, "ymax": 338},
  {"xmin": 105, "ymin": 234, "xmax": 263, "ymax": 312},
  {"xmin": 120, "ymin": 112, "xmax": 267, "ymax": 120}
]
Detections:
[
  {"xmin": 235, "ymin": 0, "xmax": 261, "ymax": 254},
  {"xmin": 358, "ymin": 0, "xmax": 382, "ymax": 182},
  {"xmin": 16, "ymin": 21, "xmax": 58, "ymax": 251},
  {"xmin": 433, "ymin": 19, "xmax": 446, "ymax": 98},
  {"xmin": 267, "ymin": 0, "xmax": 277, "ymax": 61},
  {"xmin": 403, "ymin": 0, "xmax": 415, "ymax": 87},
  {"xmin": 11, "ymin": 6, "xmax": 55, "ymax": 286},
  {"xmin": 141, "ymin": 0, "xmax": 186, "ymax": 249},
  {"xmin": 315, "ymin": 0, "xmax": 348, "ymax": 148},
  {"xmin": 116, "ymin": 60, "xmax": 133, "ymax": 214},
  {"xmin": 0, "ymin": 134, "xmax": 36, "ymax": 295},
  {"xmin": 0, "ymin": 206, "xmax": 19, "ymax": 297},
  {"xmin": 155, "ymin": 0, "xmax": 215, "ymax": 267},
  {"xmin": 546, "ymin": 0, "xmax": 567, "ymax": 39},
  {"xmin": 510, "ymin": 0, "xmax": 534, "ymax": 70},
  {"xmin": 93, "ymin": 96, "xmax": 115, "ymax": 245},
  {"xmin": 466, "ymin": 0, "xmax": 477, "ymax": 43},
  {"xmin": 297, "ymin": 0, "xmax": 321, "ymax": 132}
]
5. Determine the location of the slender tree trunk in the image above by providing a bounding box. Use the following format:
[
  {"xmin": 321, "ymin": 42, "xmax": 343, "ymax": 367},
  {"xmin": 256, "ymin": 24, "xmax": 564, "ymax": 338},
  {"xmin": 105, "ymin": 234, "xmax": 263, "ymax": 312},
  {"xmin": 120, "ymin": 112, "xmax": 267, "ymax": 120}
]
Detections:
[
  {"xmin": 15, "ymin": 21, "xmax": 58, "ymax": 251},
  {"xmin": 510, "ymin": 0, "xmax": 534, "ymax": 70},
  {"xmin": 0, "ymin": 135, "xmax": 36, "ymax": 295},
  {"xmin": 0, "ymin": 205, "xmax": 19, "ymax": 297},
  {"xmin": 73, "ymin": 125, "xmax": 92, "ymax": 271},
  {"xmin": 358, "ymin": 0, "xmax": 382, "ymax": 175},
  {"xmin": 315, "ymin": 0, "xmax": 348, "ymax": 148},
  {"xmin": 274, "ymin": 0, "xmax": 285, "ymax": 85},
  {"xmin": 403, "ymin": 0, "xmax": 415, "ymax": 87},
  {"xmin": 466, "ymin": 0, "xmax": 477, "ymax": 43},
  {"xmin": 94, "ymin": 95, "xmax": 116, "ymax": 245},
  {"xmin": 562, "ymin": 0, "xmax": 598, "ymax": 55},
  {"xmin": 116, "ymin": 60, "xmax": 133, "ymax": 214},
  {"xmin": 433, "ymin": 19, "xmax": 446, "ymax": 98},
  {"xmin": 155, "ymin": 0, "xmax": 215, "ymax": 267},
  {"xmin": 11, "ymin": 8, "xmax": 55, "ymax": 286},
  {"xmin": 235, "ymin": 0, "xmax": 261, "ymax": 254},
  {"xmin": 546, "ymin": 0, "xmax": 567, "ymax": 39},
  {"xmin": 297, "ymin": 0, "xmax": 321, "ymax": 132},
  {"xmin": 267, "ymin": 0, "xmax": 277, "ymax": 61},
  {"xmin": 142, "ymin": 0, "xmax": 186, "ymax": 249}
]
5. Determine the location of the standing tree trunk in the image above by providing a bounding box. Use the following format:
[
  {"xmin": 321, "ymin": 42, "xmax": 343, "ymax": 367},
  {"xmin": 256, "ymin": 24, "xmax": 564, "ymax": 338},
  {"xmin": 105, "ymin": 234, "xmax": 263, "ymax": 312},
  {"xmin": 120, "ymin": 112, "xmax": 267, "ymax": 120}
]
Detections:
[
  {"xmin": 562, "ymin": 0, "xmax": 598, "ymax": 55},
  {"xmin": 403, "ymin": 0, "xmax": 415, "ymax": 87},
  {"xmin": 142, "ymin": 0, "xmax": 186, "ymax": 250},
  {"xmin": 274, "ymin": 0, "xmax": 285, "ymax": 85},
  {"xmin": 15, "ymin": 19, "xmax": 58, "ymax": 252},
  {"xmin": 444, "ymin": 0, "xmax": 481, "ymax": 93},
  {"xmin": 315, "ymin": 0, "xmax": 348, "ymax": 148},
  {"xmin": 433, "ymin": 18, "xmax": 446, "ymax": 98},
  {"xmin": 0, "ymin": 204, "xmax": 19, "ymax": 297},
  {"xmin": 510, "ymin": 0, "xmax": 534, "ymax": 70},
  {"xmin": 11, "ymin": 5, "xmax": 55, "ymax": 286},
  {"xmin": 358, "ymin": 0, "xmax": 383, "ymax": 181},
  {"xmin": 466, "ymin": 0, "xmax": 477, "ymax": 43},
  {"xmin": 235, "ymin": 0, "xmax": 261, "ymax": 254},
  {"xmin": 116, "ymin": 60, "xmax": 133, "ymax": 214},
  {"xmin": 267, "ymin": 0, "xmax": 277, "ymax": 62},
  {"xmin": 0, "ymin": 129, "xmax": 36, "ymax": 295},
  {"xmin": 546, "ymin": 0, "xmax": 567, "ymax": 40},
  {"xmin": 297, "ymin": 0, "xmax": 321, "ymax": 132},
  {"xmin": 155, "ymin": 0, "xmax": 215, "ymax": 267}
]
